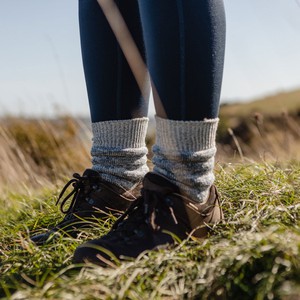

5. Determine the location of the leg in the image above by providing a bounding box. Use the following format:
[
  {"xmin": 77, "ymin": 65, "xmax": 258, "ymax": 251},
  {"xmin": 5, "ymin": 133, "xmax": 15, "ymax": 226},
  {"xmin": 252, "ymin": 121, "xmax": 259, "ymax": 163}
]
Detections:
[
  {"xmin": 31, "ymin": 0, "xmax": 149, "ymax": 244},
  {"xmin": 139, "ymin": 0, "xmax": 225, "ymax": 121},
  {"xmin": 140, "ymin": 0, "xmax": 226, "ymax": 202},
  {"xmin": 73, "ymin": 0, "xmax": 226, "ymax": 264},
  {"xmin": 79, "ymin": 0, "xmax": 149, "ymax": 190},
  {"xmin": 79, "ymin": 0, "xmax": 148, "ymax": 121}
]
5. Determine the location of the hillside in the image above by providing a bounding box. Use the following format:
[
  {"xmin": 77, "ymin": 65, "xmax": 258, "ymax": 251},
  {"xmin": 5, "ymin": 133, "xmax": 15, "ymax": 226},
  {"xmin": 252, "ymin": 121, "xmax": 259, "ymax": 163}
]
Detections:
[
  {"xmin": 220, "ymin": 88, "xmax": 300, "ymax": 117},
  {"xmin": 217, "ymin": 88, "xmax": 300, "ymax": 161}
]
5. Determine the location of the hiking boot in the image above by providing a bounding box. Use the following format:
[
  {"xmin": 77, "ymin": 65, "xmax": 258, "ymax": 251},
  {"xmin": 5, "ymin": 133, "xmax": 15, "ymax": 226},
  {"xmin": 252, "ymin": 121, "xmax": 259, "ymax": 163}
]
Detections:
[
  {"xmin": 30, "ymin": 169, "xmax": 138, "ymax": 245},
  {"xmin": 73, "ymin": 172, "xmax": 223, "ymax": 265}
]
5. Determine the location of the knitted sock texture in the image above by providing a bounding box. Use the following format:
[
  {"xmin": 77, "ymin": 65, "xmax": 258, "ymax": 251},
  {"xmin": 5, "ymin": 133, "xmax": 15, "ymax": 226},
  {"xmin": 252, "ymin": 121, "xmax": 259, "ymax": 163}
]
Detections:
[
  {"xmin": 152, "ymin": 116, "xmax": 218, "ymax": 203},
  {"xmin": 91, "ymin": 118, "xmax": 149, "ymax": 190}
]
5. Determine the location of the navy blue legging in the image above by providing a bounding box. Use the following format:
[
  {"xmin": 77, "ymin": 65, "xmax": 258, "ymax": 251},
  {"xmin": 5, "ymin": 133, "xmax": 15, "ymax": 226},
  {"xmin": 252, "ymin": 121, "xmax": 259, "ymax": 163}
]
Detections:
[{"xmin": 79, "ymin": 0, "xmax": 226, "ymax": 122}]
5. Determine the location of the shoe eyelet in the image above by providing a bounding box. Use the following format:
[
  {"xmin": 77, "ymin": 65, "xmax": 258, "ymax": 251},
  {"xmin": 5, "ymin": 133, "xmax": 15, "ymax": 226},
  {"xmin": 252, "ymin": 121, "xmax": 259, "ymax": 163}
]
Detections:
[
  {"xmin": 165, "ymin": 197, "xmax": 174, "ymax": 206},
  {"xmin": 134, "ymin": 229, "xmax": 144, "ymax": 238},
  {"xmin": 87, "ymin": 198, "xmax": 95, "ymax": 205},
  {"xmin": 65, "ymin": 214, "xmax": 72, "ymax": 221}
]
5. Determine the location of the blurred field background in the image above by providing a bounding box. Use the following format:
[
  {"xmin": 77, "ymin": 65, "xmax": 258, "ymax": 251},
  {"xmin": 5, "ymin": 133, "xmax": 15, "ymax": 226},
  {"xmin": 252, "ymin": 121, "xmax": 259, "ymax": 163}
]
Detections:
[{"xmin": 0, "ymin": 88, "xmax": 299, "ymax": 194}]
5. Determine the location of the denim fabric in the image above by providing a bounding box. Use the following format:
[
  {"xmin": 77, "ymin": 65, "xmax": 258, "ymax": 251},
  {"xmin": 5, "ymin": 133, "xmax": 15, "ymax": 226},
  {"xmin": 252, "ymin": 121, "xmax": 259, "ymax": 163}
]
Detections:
[{"xmin": 79, "ymin": 0, "xmax": 226, "ymax": 122}]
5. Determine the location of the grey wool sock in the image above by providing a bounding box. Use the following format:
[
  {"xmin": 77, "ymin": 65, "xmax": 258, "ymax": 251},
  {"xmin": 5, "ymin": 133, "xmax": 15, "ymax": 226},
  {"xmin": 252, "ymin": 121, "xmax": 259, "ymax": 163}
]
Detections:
[
  {"xmin": 152, "ymin": 115, "xmax": 219, "ymax": 203},
  {"xmin": 91, "ymin": 117, "xmax": 149, "ymax": 190}
]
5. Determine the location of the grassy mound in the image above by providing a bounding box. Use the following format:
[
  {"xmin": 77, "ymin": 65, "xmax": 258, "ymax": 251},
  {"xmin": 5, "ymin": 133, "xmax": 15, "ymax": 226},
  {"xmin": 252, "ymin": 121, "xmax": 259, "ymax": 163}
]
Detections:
[{"xmin": 1, "ymin": 163, "xmax": 300, "ymax": 299}]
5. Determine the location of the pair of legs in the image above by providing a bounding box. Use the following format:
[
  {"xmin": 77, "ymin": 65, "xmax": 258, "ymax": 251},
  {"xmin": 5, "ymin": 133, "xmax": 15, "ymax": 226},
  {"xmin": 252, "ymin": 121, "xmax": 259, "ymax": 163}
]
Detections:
[
  {"xmin": 32, "ymin": 0, "xmax": 226, "ymax": 264},
  {"xmin": 81, "ymin": 0, "xmax": 225, "ymax": 122},
  {"xmin": 81, "ymin": 0, "xmax": 225, "ymax": 199}
]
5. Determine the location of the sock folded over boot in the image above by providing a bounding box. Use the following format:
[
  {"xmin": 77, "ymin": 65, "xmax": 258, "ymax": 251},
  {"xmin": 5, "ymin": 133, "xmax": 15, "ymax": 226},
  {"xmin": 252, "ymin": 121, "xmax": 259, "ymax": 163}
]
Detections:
[
  {"xmin": 91, "ymin": 117, "xmax": 149, "ymax": 191},
  {"xmin": 152, "ymin": 116, "xmax": 219, "ymax": 203}
]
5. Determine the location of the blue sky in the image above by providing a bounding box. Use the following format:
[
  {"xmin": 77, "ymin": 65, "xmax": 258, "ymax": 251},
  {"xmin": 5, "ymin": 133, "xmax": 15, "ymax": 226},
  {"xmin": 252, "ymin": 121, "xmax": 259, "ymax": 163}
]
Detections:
[{"xmin": 0, "ymin": 0, "xmax": 300, "ymax": 117}]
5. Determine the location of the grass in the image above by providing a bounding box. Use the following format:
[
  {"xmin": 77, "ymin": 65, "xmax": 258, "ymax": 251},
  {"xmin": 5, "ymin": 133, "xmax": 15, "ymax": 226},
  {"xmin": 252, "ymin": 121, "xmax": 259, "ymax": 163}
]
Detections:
[
  {"xmin": 0, "ymin": 116, "xmax": 91, "ymax": 193},
  {"xmin": 0, "ymin": 107, "xmax": 300, "ymax": 299},
  {"xmin": 1, "ymin": 162, "xmax": 300, "ymax": 299}
]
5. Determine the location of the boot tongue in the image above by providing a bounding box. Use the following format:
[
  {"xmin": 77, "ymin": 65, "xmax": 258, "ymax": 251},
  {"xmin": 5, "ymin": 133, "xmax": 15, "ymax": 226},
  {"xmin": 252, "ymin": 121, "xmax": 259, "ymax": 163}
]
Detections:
[
  {"xmin": 143, "ymin": 172, "xmax": 180, "ymax": 195},
  {"xmin": 81, "ymin": 169, "xmax": 102, "ymax": 191},
  {"xmin": 83, "ymin": 169, "xmax": 101, "ymax": 178}
]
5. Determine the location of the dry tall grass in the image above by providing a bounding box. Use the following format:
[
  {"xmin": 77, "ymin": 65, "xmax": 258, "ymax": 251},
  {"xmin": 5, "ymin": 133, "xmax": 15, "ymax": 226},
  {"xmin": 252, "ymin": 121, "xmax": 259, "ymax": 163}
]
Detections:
[
  {"xmin": 217, "ymin": 111, "xmax": 300, "ymax": 162},
  {"xmin": 217, "ymin": 88, "xmax": 300, "ymax": 161},
  {"xmin": 0, "ymin": 116, "xmax": 91, "ymax": 193}
]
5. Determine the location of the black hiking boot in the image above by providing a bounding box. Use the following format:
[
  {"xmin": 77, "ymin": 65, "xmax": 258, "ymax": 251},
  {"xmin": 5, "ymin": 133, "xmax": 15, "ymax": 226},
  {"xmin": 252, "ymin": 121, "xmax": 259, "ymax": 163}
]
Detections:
[
  {"xmin": 73, "ymin": 172, "xmax": 223, "ymax": 266},
  {"xmin": 30, "ymin": 169, "xmax": 138, "ymax": 245}
]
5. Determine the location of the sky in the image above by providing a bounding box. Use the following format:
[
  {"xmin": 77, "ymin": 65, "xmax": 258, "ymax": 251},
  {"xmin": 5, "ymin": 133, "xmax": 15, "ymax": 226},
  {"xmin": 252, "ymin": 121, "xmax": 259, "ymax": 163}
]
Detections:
[{"xmin": 0, "ymin": 0, "xmax": 300, "ymax": 117}]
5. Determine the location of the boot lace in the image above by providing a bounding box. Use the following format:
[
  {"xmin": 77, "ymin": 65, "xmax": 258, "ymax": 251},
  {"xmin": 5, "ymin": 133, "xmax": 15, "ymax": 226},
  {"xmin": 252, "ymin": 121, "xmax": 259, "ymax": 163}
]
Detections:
[
  {"xmin": 111, "ymin": 188, "xmax": 178, "ymax": 236},
  {"xmin": 55, "ymin": 173, "xmax": 92, "ymax": 214}
]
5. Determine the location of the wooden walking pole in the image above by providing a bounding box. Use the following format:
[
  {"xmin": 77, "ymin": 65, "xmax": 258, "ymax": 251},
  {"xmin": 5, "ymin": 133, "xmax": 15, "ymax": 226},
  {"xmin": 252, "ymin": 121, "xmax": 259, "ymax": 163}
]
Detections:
[{"xmin": 96, "ymin": 0, "xmax": 167, "ymax": 118}]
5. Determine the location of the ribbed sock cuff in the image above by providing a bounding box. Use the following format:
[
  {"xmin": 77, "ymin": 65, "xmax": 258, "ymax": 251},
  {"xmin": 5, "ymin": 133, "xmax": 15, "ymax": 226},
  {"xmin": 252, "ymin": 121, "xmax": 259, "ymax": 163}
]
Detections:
[
  {"xmin": 92, "ymin": 117, "xmax": 149, "ymax": 149},
  {"xmin": 155, "ymin": 115, "xmax": 219, "ymax": 152}
]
